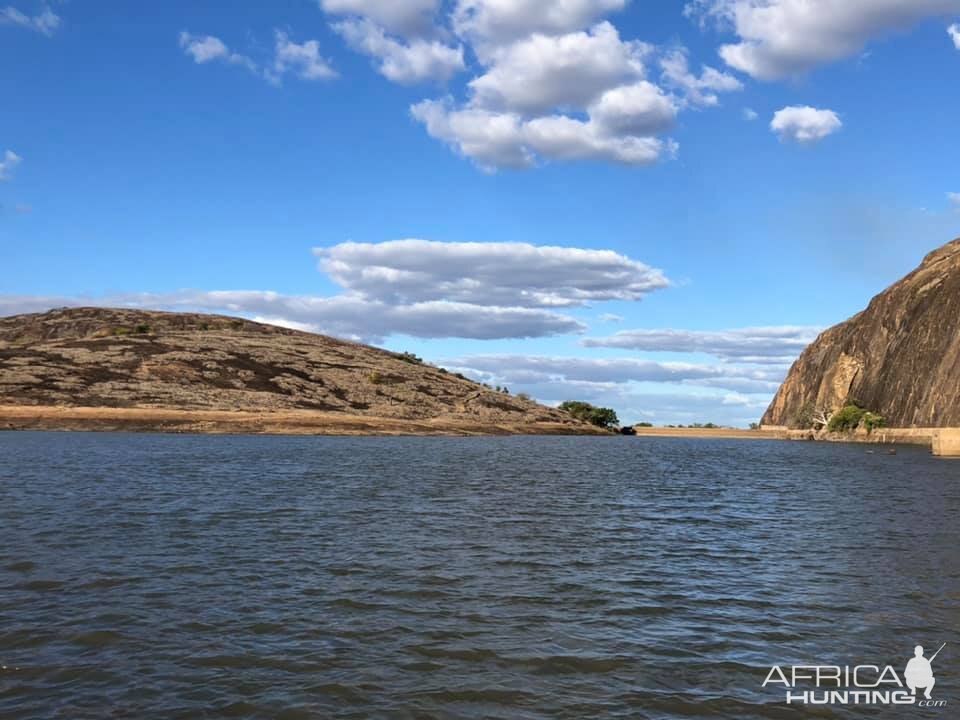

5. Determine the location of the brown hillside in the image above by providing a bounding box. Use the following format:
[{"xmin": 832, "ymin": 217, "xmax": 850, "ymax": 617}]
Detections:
[{"xmin": 0, "ymin": 307, "xmax": 596, "ymax": 434}]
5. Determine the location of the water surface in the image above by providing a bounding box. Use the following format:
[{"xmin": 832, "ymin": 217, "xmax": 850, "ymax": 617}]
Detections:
[{"xmin": 1, "ymin": 433, "xmax": 958, "ymax": 718}]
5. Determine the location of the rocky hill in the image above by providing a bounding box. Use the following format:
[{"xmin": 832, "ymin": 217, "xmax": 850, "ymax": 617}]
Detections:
[
  {"xmin": 0, "ymin": 307, "xmax": 595, "ymax": 434},
  {"xmin": 762, "ymin": 238, "xmax": 960, "ymax": 428}
]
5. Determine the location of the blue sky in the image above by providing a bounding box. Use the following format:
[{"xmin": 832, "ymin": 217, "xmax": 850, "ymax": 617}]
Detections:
[{"xmin": 2, "ymin": 0, "xmax": 960, "ymax": 426}]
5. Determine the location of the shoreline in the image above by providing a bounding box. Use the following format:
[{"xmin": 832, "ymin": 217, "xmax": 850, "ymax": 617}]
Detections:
[{"xmin": 0, "ymin": 405, "xmax": 609, "ymax": 437}]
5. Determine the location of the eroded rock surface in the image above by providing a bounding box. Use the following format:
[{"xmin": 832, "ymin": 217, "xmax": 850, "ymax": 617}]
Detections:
[{"xmin": 762, "ymin": 238, "xmax": 960, "ymax": 428}]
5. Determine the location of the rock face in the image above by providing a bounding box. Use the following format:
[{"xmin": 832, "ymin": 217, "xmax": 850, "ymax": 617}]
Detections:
[
  {"xmin": 0, "ymin": 307, "xmax": 583, "ymax": 429},
  {"xmin": 762, "ymin": 238, "xmax": 960, "ymax": 428}
]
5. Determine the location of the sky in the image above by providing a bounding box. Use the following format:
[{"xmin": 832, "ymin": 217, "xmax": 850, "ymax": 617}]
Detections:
[{"xmin": 2, "ymin": 0, "xmax": 960, "ymax": 427}]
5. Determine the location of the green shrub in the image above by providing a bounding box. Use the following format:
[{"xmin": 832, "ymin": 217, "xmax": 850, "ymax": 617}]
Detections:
[
  {"xmin": 828, "ymin": 405, "xmax": 866, "ymax": 432},
  {"xmin": 516, "ymin": 392, "xmax": 532, "ymax": 402},
  {"xmin": 637, "ymin": 422, "xmax": 653, "ymax": 428},
  {"xmin": 369, "ymin": 371, "xmax": 384, "ymax": 385},
  {"xmin": 133, "ymin": 324, "xmax": 151, "ymax": 334},
  {"xmin": 230, "ymin": 320, "xmax": 244, "ymax": 330},
  {"xmin": 559, "ymin": 400, "xmax": 620, "ymax": 429},
  {"xmin": 862, "ymin": 411, "xmax": 886, "ymax": 433},
  {"xmin": 112, "ymin": 326, "xmax": 131, "ymax": 336}
]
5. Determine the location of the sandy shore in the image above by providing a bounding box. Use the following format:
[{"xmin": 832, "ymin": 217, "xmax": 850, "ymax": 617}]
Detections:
[
  {"xmin": 0, "ymin": 405, "xmax": 790, "ymax": 439},
  {"xmin": 0, "ymin": 405, "xmax": 611, "ymax": 437}
]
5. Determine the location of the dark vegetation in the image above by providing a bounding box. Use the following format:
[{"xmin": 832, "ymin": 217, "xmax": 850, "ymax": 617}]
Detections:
[{"xmin": 559, "ymin": 400, "xmax": 619, "ymax": 429}]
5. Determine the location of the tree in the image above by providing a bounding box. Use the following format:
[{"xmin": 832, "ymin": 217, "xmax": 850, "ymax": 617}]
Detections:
[
  {"xmin": 827, "ymin": 405, "xmax": 865, "ymax": 432},
  {"xmin": 559, "ymin": 400, "xmax": 619, "ymax": 429}
]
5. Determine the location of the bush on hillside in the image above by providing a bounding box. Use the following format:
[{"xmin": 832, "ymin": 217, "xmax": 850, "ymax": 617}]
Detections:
[{"xmin": 559, "ymin": 400, "xmax": 620, "ymax": 429}]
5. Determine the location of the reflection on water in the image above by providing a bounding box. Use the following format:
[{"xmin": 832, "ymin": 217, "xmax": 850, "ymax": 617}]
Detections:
[{"xmin": 0, "ymin": 432, "xmax": 958, "ymax": 718}]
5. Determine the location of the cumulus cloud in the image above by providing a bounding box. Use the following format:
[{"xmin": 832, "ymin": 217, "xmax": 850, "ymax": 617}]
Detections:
[
  {"xmin": 468, "ymin": 22, "xmax": 648, "ymax": 115},
  {"xmin": 948, "ymin": 192, "xmax": 960, "ymax": 208},
  {"xmin": 588, "ymin": 81, "xmax": 678, "ymax": 136},
  {"xmin": 452, "ymin": 0, "xmax": 628, "ymax": 46},
  {"xmin": 582, "ymin": 325, "xmax": 820, "ymax": 363},
  {"xmin": 179, "ymin": 31, "xmax": 335, "ymax": 84},
  {"xmin": 950, "ymin": 24, "xmax": 960, "ymax": 48},
  {"xmin": 409, "ymin": 19, "xmax": 688, "ymax": 169},
  {"xmin": 274, "ymin": 31, "xmax": 337, "ymax": 80},
  {"xmin": 742, "ymin": 107, "xmax": 758, "ymax": 120},
  {"xmin": 316, "ymin": 0, "xmax": 737, "ymax": 169},
  {"xmin": 321, "ymin": 0, "xmax": 441, "ymax": 37},
  {"xmin": 412, "ymin": 96, "xmax": 678, "ymax": 170},
  {"xmin": 314, "ymin": 240, "xmax": 670, "ymax": 307},
  {"xmin": 333, "ymin": 19, "xmax": 464, "ymax": 83},
  {"xmin": 686, "ymin": 0, "xmax": 960, "ymax": 80},
  {"xmin": 0, "ymin": 150, "xmax": 21, "ymax": 181},
  {"xmin": 770, "ymin": 105, "xmax": 841, "ymax": 144},
  {"xmin": 179, "ymin": 32, "xmax": 260, "ymax": 73},
  {"xmin": 659, "ymin": 48, "xmax": 742, "ymax": 107},
  {"xmin": 0, "ymin": 4, "xmax": 59, "ymax": 36}
]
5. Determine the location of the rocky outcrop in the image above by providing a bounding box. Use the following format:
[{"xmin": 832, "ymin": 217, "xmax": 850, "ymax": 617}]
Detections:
[
  {"xmin": 762, "ymin": 238, "xmax": 960, "ymax": 428},
  {"xmin": 0, "ymin": 307, "xmax": 589, "ymax": 431}
]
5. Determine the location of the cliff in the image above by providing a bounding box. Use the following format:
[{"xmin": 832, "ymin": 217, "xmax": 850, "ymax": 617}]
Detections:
[
  {"xmin": 762, "ymin": 238, "xmax": 960, "ymax": 428},
  {"xmin": 0, "ymin": 307, "xmax": 597, "ymax": 435}
]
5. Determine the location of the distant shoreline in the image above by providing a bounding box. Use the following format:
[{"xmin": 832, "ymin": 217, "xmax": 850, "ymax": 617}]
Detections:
[
  {"xmin": 627, "ymin": 426, "xmax": 782, "ymax": 440},
  {"xmin": 0, "ymin": 405, "xmax": 609, "ymax": 437}
]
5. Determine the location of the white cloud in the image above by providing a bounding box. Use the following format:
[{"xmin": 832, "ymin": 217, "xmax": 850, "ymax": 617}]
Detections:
[
  {"xmin": 452, "ymin": 0, "xmax": 627, "ymax": 46},
  {"xmin": 948, "ymin": 192, "xmax": 960, "ymax": 208},
  {"xmin": 686, "ymin": 0, "xmax": 960, "ymax": 80},
  {"xmin": 314, "ymin": 239, "xmax": 670, "ymax": 307},
  {"xmin": 320, "ymin": 0, "xmax": 441, "ymax": 37},
  {"xmin": 0, "ymin": 5, "xmax": 59, "ymax": 36},
  {"xmin": 411, "ymin": 95, "xmax": 678, "ymax": 170},
  {"xmin": 0, "ymin": 149, "xmax": 21, "ymax": 181},
  {"xmin": 742, "ymin": 107, "xmax": 758, "ymax": 120},
  {"xmin": 274, "ymin": 31, "xmax": 337, "ymax": 80},
  {"xmin": 587, "ymin": 81, "xmax": 678, "ymax": 136},
  {"xmin": 180, "ymin": 31, "xmax": 335, "ymax": 85},
  {"xmin": 316, "ymin": 1, "xmax": 734, "ymax": 170},
  {"xmin": 523, "ymin": 115, "xmax": 673, "ymax": 165},
  {"xmin": 770, "ymin": 105, "xmax": 841, "ymax": 144},
  {"xmin": 440, "ymin": 354, "xmax": 784, "ymax": 390},
  {"xmin": 582, "ymin": 325, "xmax": 820, "ymax": 362},
  {"xmin": 333, "ymin": 19, "xmax": 464, "ymax": 83},
  {"xmin": 468, "ymin": 22, "xmax": 648, "ymax": 115},
  {"xmin": 411, "ymin": 100, "xmax": 534, "ymax": 169},
  {"xmin": 950, "ymin": 23, "xmax": 960, "ymax": 48},
  {"xmin": 3, "ymin": 238, "xmax": 672, "ymax": 341},
  {"xmin": 659, "ymin": 48, "xmax": 742, "ymax": 107},
  {"xmin": 179, "ymin": 32, "xmax": 260, "ymax": 74},
  {"xmin": 599, "ymin": 313, "xmax": 623, "ymax": 323}
]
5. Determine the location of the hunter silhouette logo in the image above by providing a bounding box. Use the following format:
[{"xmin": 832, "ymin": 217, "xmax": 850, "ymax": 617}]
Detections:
[
  {"xmin": 763, "ymin": 642, "xmax": 947, "ymax": 707},
  {"xmin": 905, "ymin": 643, "xmax": 944, "ymax": 700}
]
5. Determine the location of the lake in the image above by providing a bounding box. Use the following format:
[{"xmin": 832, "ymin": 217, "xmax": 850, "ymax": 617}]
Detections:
[{"xmin": 1, "ymin": 432, "xmax": 957, "ymax": 719}]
